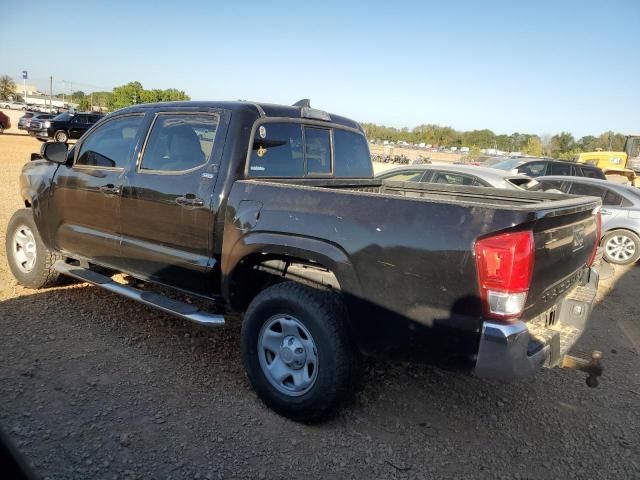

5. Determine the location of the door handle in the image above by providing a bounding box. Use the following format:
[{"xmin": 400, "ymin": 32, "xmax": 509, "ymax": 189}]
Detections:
[
  {"xmin": 100, "ymin": 184, "xmax": 121, "ymax": 195},
  {"xmin": 601, "ymin": 209, "xmax": 612, "ymax": 215},
  {"xmin": 176, "ymin": 193, "xmax": 205, "ymax": 207}
]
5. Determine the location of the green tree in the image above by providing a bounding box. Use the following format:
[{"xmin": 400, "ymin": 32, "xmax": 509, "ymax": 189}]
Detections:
[
  {"xmin": 596, "ymin": 131, "xmax": 625, "ymax": 151},
  {"xmin": 522, "ymin": 137, "xmax": 543, "ymax": 156},
  {"xmin": 109, "ymin": 81, "xmax": 144, "ymax": 110},
  {"xmin": 577, "ymin": 135, "xmax": 598, "ymax": 151},
  {"xmin": 78, "ymin": 97, "xmax": 91, "ymax": 111},
  {"xmin": 0, "ymin": 75, "xmax": 16, "ymax": 100},
  {"xmin": 549, "ymin": 132, "xmax": 576, "ymax": 158}
]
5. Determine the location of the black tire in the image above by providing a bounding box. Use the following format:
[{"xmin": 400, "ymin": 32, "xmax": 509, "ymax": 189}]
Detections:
[
  {"xmin": 5, "ymin": 209, "xmax": 63, "ymax": 288},
  {"xmin": 601, "ymin": 229, "xmax": 640, "ymax": 265},
  {"xmin": 241, "ymin": 281, "xmax": 361, "ymax": 422},
  {"xmin": 54, "ymin": 130, "xmax": 68, "ymax": 143}
]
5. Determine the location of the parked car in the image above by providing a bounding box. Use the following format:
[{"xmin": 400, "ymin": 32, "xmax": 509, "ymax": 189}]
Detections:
[
  {"xmin": 376, "ymin": 164, "xmax": 533, "ymax": 189},
  {"xmin": 493, "ymin": 157, "xmax": 606, "ymax": 180},
  {"xmin": 5, "ymin": 102, "xmax": 28, "ymax": 110},
  {"xmin": 529, "ymin": 176, "xmax": 640, "ymax": 265},
  {"xmin": 6, "ymin": 100, "xmax": 602, "ymax": 421},
  {"xmin": 28, "ymin": 111, "xmax": 104, "ymax": 142},
  {"xmin": 18, "ymin": 112, "xmax": 54, "ymax": 130},
  {"xmin": 0, "ymin": 111, "xmax": 10, "ymax": 133}
]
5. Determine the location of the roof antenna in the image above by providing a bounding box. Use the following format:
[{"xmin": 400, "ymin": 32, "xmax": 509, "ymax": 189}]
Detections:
[{"xmin": 293, "ymin": 99, "xmax": 311, "ymax": 108}]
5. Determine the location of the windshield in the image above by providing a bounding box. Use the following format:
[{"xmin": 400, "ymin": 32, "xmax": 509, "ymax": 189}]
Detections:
[
  {"xmin": 492, "ymin": 158, "xmax": 523, "ymax": 170},
  {"xmin": 52, "ymin": 112, "xmax": 74, "ymax": 122}
]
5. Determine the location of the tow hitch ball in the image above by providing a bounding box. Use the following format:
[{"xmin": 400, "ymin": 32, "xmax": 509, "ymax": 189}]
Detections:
[{"xmin": 561, "ymin": 351, "xmax": 603, "ymax": 388}]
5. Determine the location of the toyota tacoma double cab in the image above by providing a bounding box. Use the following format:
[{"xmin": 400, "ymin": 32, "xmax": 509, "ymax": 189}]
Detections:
[{"xmin": 6, "ymin": 100, "xmax": 603, "ymax": 421}]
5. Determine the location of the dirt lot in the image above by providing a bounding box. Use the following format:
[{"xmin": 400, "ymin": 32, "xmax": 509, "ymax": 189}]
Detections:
[{"xmin": 0, "ymin": 135, "xmax": 639, "ymax": 479}]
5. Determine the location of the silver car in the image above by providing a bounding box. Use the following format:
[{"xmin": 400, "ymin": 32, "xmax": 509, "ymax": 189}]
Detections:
[
  {"xmin": 531, "ymin": 176, "xmax": 640, "ymax": 265},
  {"xmin": 375, "ymin": 163, "xmax": 533, "ymax": 190}
]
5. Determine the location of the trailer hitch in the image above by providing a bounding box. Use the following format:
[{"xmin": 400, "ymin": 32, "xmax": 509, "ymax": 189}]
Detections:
[{"xmin": 561, "ymin": 350, "xmax": 603, "ymax": 387}]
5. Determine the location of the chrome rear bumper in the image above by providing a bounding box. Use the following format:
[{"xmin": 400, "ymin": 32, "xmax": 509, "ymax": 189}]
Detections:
[{"xmin": 474, "ymin": 267, "xmax": 599, "ymax": 381}]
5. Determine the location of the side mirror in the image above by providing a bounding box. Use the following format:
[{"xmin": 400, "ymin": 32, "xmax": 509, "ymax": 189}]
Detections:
[{"xmin": 40, "ymin": 141, "xmax": 69, "ymax": 164}]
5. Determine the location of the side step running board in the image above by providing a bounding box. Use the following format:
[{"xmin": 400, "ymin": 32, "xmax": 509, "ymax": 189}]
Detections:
[{"xmin": 54, "ymin": 261, "xmax": 225, "ymax": 326}]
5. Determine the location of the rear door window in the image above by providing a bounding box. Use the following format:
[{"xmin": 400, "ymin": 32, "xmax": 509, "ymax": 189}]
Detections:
[
  {"xmin": 549, "ymin": 162, "xmax": 571, "ymax": 175},
  {"xmin": 304, "ymin": 127, "xmax": 332, "ymax": 175},
  {"xmin": 568, "ymin": 182, "xmax": 606, "ymax": 199},
  {"xmin": 140, "ymin": 113, "xmax": 219, "ymax": 172}
]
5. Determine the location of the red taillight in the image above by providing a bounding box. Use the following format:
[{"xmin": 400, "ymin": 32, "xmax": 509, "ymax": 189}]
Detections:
[
  {"xmin": 475, "ymin": 231, "xmax": 534, "ymax": 320},
  {"xmin": 588, "ymin": 207, "xmax": 602, "ymax": 267}
]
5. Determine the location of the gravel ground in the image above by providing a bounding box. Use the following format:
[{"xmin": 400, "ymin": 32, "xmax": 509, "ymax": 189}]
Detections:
[{"xmin": 0, "ymin": 135, "xmax": 639, "ymax": 479}]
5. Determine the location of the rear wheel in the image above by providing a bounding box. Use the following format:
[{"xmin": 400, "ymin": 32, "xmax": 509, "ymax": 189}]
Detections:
[
  {"xmin": 5, "ymin": 209, "xmax": 63, "ymax": 288},
  {"xmin": 54, "ymin": 130, "xmax": 68, "ymax": 142},
  {"xmin": 602, "ymin": 229, "xmax": 640, "ymax": 265},
  {"xmin": 241, "ymin": 281, "xmax": 361, "ymax": 422}
]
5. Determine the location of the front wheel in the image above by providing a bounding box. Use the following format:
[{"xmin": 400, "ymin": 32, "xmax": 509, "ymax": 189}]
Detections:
[
  {"xmin": 54, "ymin": 130, "xmax": 68, "ymax": 142},
  {"xmin": 602, "ymin": 229, "xmax": 640, "ymax": 265},
  {"xmin": 241, "ymin": 281, "xmax": 361, "ymax": 422},
  {"xmin": 5, "ymin": 209, "xmax": 63, "ymax": 288}
]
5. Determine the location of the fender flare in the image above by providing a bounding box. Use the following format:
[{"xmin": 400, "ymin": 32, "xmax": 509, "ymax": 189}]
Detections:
[{"xmin": 222, "ymin": 232, "xmax": 362, "ymax": 303}]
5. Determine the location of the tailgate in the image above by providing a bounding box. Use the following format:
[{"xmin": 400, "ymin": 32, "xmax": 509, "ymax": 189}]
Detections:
[{"xmin": 524, "ymin": 199, "xmax": 600, "ymax": 318}]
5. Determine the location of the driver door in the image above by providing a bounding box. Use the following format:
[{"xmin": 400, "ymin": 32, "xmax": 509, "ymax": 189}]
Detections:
[{"xmin": 48, "ymin": 113, "xmax": 147, "ymax": 268}]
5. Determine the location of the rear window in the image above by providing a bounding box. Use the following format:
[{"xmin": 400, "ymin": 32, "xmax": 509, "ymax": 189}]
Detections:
[
  {"xmin": 249, "ymin": 123, "xmax": 304, "ymax": 177},
  {"xmin": 379, "ymin": 170, "xmax": 425, "ymax": 182},
  {"xmin": 249, "ymin": 123, "xmax": 372, "ymax": 178},
  {"xmin": 333, "ymin": 129, "xmax": 373, "ymax": 177},
  {"xmin": 577, "ymin": 166, "xmax": 606, "ymax": 179},
  {"xmin": 430, "ymin": 172, "xmax": 481, "ymax": 186}
]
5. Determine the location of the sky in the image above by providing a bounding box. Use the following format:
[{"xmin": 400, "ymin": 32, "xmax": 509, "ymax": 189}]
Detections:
[{"xmin": 2, "ymin": 0, "xmax": 638, "ymax": 138}]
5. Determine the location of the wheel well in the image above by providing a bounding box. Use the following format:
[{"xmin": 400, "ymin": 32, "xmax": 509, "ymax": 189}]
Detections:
[
  {"xmin": 228, "ymin": 254, "xmax": 342, "ymax": 312},
  {"xmin": 601, "ymin": 227, "xmax": 640, "ymax": 243}
]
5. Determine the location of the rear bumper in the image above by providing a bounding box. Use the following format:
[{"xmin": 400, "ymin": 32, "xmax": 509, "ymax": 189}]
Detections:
[{"xmin": 474, "ymin": 266, "xmax": 599, "ymax": 381}]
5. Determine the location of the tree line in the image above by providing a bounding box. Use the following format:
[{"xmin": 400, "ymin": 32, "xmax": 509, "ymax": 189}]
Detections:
[
  {"xmin": 69, "ymin": 81, "xmax": 190, "ymax": 111},
  {"xmin": 362, "ymin": 123, "xmax": 627, "ymax": 160},
  {"xmin": 0, "ymin": 75, "xmax": 189, "ymax": 113}
]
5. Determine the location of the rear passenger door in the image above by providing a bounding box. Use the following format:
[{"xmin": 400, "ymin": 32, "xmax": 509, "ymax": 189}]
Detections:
[
  {"xmin": 119, "ymin": 108, "xmax": 228, "ymax": 293},
  {"xmin": 68, "ymin": 114, "xmax": 90, "ymax": 139},
  {"xmin": 568, "ymin": 182, "xmax": 621, "ymax": 229}
]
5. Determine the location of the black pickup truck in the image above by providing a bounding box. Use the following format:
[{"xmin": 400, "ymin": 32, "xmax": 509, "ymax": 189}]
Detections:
[{"xmin": 6, "ymin": 100, "xmax": 603, "ymax": 421}]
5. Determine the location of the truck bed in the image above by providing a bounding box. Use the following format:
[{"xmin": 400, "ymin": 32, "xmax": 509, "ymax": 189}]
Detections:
[{"xmin": 223, "ymin": 178, "xmax": 600, "ymax": 354}]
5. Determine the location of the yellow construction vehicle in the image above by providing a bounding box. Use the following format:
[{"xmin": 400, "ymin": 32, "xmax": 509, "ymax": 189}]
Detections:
[{"xmin": 576, "ymin": 135, "xmax": 640, "ymax": 186}]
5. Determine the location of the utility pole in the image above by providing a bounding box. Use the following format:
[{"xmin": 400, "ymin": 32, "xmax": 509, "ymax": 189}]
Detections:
[
  {"xmin": 90, "ymin": 92, "xmax": 93, "ymax": 112},
  {"xmin": 61, "ymin": 80, "xmax": 68, "ymax": 105},
  {"xmin": 22, "ymin": 70, "xmax": 28, "ymax": 104},
  {"xmin": 49, "ymin": 76, "xmax": 53, "ymax": 110}
]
